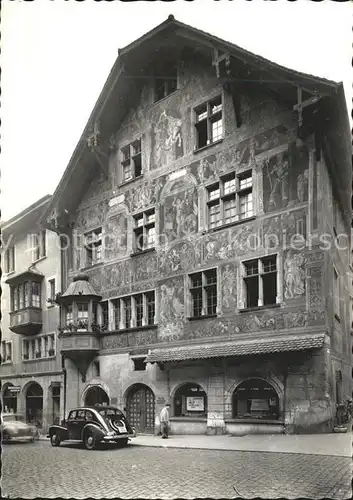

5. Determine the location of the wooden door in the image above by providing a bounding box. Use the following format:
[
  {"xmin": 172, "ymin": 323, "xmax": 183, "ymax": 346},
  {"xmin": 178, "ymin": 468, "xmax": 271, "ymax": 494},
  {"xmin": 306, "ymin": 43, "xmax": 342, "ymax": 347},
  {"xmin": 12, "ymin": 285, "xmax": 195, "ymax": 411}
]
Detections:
[{"xmin": 127, "ymin": 385, "xmax": 155, "ymax": 433}]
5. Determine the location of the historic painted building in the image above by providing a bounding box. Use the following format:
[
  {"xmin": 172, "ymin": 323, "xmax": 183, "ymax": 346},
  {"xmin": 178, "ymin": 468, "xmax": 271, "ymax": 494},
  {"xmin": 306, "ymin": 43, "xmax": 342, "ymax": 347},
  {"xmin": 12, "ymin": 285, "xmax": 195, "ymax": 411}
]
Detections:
[
  {"xmin": 41, "ymin": 17, "xmax": 351, "ymax": 435},
  {"xmin": 1, "ymin": 196, "xmax": 63, "ymax": 433}
]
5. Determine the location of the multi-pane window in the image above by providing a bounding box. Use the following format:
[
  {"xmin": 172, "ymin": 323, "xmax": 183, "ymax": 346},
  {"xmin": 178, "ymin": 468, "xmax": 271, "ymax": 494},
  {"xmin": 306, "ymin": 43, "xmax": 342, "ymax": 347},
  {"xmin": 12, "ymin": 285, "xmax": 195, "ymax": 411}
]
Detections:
[
  {"xmin": 243, "ymin": 255, "xmax": 277, "ymax": 308},
  {"xmin": 154, "ymin": 63, "xmax": 178, "ymax": 102},
  {"xmin": 121, "ymin": 139, "xmax": 142, "ymax": 182},
  {"xmin": 22, "ymin": 334, "xmax": 55, "ymax": 361},
  {"xmin": 66, "ymin": 305, "xmax": 73, "ymax": 325},
  {"xmin": 195, "ymin": 96, "xmax": 223, "ymax": 149},
  {"xmin": 31, "ymin": 230, "xmax": 46, "ymax": 261},
  {"xmin": 85, "ymin": 228, "xmax": 102, "ymax": 266},
  {"xmin": 207, "ymin": 170, "xmax": 253, "ymax": 229},
  {"xmin": 4, "ymin": 246, "xmax": 15, "ymax": 273},
  {"xmin": 112, "ymin": 291, "xmax": 156, "ymax": 330},
  {"xmin": 32, "ymin": 282, "xmax": 41, "ymax": 308},
  {"xmin": 133, "ymin": 209, "xmax": 155, "ymax": 252},
  {"xmin": 11, "ymin": 281, "xmax": 41, "ymax": 311},
  {"xmin": 189, "ymin": 269, "xmax": 218, "ymax": 318},
  {"xmin": 1, "ymin": 341, "xmax": 12, "ymax": 363},
  {"xmin": 77, "ymin": 303, "xmax": 89, "ymax": 328},
  {"xmin": 333, "ymin": 268, "xmax": 340, "ymax": 318}
]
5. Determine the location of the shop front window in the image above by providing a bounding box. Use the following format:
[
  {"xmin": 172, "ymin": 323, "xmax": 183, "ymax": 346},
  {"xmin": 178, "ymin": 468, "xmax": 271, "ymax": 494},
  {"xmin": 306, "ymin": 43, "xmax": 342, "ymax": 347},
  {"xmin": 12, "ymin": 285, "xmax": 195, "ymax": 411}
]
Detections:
[
  {"xmin": 232, "ymin": 378, "xmax": 279, "ymax": 419},
  {"xmin": 174, "ymin": 383, "xmax": 207, "ymax": 417}
]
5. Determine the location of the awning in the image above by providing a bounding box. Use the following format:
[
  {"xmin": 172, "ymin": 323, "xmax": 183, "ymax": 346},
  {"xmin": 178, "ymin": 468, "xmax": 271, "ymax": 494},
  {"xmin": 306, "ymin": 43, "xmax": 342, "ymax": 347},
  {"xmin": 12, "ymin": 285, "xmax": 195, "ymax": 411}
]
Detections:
[{"xmin": 146, "ymin": 334, "xmax": 325, "ymax": 363}]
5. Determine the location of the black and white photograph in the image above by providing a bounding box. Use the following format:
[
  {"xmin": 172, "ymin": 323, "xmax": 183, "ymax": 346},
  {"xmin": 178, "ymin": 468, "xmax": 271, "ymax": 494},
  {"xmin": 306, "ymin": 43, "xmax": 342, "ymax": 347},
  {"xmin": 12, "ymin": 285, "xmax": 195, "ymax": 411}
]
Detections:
[{"xmin": 1, "ymin": 0, "xmax": 352, "ymax": 498}]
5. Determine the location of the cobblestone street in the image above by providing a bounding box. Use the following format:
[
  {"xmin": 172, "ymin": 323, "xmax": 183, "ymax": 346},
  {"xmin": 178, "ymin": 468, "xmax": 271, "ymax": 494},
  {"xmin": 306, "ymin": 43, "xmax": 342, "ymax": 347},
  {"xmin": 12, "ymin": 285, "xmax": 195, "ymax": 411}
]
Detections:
[{"xmin": 2, "ymin": 440, "xmax": 352, "ymax": 499}]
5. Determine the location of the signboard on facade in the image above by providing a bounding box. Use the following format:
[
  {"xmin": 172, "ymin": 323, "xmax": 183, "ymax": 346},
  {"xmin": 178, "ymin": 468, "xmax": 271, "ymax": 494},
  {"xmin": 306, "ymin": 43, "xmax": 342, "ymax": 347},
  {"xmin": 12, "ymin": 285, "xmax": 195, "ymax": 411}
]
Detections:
[
  {"xmin": 8, "ymin": 386, "xmax": 21, "ymax": 393},
  {"xmin": 156, "ymin": 397, "xmax": 165, "ymax": 405},
  {"xmin": 250, "ymin": 398, "xmax": 269, "ymax": 411},
  {"xmin": 186, "ymin": 396, "xmax": 204, "ymax": 411}
]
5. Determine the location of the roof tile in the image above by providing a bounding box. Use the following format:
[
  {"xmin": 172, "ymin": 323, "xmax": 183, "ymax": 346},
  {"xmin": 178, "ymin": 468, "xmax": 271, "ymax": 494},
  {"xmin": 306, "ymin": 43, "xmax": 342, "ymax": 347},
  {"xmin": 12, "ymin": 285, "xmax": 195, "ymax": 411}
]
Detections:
[{"xmin": 146, "ymin": 334, "xmax": 325, "ymax": 363}]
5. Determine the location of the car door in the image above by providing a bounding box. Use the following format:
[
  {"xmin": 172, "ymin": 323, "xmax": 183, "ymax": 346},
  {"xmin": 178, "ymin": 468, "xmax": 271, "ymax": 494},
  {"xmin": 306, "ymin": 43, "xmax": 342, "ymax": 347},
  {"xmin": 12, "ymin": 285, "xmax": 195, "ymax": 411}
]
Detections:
[
  {"xmin": 73, "ymin": 410, "xmax": 86, "ymax": 440},
  {"xmin": 66, "ymin": 410, "xmax": 78, "ymax": 439}
]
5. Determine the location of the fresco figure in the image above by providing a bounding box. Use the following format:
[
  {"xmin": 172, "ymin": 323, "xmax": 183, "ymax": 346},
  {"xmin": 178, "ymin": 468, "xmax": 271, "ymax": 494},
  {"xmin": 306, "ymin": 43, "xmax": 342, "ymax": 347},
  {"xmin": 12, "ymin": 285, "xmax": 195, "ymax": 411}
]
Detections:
[
  {"xmin": 154, "ymin": 111, "xmax": 183, "ymax": 168},
  {"xmin": 284, "ymin": 251, "xmax": 305, "ymax": 299},
  {"xmin": 297, "ymin": 169, "xmax": 309, "ymax": 203}
]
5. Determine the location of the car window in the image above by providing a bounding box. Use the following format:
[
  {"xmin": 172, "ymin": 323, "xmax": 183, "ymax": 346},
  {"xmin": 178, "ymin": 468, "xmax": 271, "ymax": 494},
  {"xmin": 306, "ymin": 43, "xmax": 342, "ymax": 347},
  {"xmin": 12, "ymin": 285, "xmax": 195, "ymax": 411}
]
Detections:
[
  {"xmin": 76, "ymin": 410, "xmax": 85, "ymax": 420},
  {"xmin": 68, "ymin": 411, "xmax": 77, "ymax": 420},
  {"xmin": 85, "ymin": 411, "xmax": 94, "ymax": 421}
]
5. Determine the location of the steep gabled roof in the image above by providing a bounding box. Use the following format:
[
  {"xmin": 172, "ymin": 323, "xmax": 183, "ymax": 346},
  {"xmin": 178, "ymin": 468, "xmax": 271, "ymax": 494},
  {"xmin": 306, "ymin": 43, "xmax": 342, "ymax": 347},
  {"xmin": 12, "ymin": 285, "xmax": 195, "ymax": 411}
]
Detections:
[
  {"xmin": 40, "ymin": 15, "xmax": 351, "ymax": 231},
  {"xmin": 2, "ymin": 195, "xmax": 52, "ymax": 238}
]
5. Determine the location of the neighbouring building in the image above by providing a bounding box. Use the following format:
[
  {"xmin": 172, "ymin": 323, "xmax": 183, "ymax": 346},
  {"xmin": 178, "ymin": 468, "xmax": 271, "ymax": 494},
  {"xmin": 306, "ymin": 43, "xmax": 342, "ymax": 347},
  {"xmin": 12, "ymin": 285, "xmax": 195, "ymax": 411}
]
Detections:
[
  {"xmin": 40, "ymin": 16, "xmax": 351, "ymax": 435},
  {"xmin": 1, "ymin": 196, "xmax": 63, "ymax": 433}
]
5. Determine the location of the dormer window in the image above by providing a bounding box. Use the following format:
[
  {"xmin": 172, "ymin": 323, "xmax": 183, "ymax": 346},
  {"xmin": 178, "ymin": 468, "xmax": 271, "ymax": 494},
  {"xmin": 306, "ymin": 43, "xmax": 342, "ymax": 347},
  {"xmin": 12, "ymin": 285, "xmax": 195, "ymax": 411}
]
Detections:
[
  {"xmin": 121, "ymin": 139, "xmax": 142, "ymax": 183},
  {"xmin": 154, "ymin": 63, "xmax": 178, "ymax": 102}
]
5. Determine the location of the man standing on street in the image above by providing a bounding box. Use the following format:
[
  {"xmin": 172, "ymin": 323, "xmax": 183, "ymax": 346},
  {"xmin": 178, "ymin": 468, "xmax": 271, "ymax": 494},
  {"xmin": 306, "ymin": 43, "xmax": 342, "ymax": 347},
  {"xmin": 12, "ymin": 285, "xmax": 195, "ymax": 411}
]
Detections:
[{"xmin": 160, "ymin": 403, "xmax": 171, "ymax": 439}]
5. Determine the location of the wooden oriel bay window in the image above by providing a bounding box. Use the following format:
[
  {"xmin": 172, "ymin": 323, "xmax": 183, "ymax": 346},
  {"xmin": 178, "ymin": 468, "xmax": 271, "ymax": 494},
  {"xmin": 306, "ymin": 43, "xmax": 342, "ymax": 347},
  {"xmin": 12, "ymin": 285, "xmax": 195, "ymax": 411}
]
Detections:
[
  {"xmin": 189, "ymin": 269, "xmax": 217, "ymax": 318},
  {"xmin": 207, "ymin": 170, "xmax": 253, "ymax": 229},
  {"xmin": 195, "ymin": 95, "xmax": 223, "ymax": 149},
  {"xmin": 133, "ymin": 209, "xmax": 155, "ymax": 252},
  {"xmin": 121, "ymin": 139, "xmax": 142, "ymax": 182},
  {"xmin": 243, "ymin": 255, "xmax": 278, "ymax": 308},
  {"xmin": 112, "ymin": 291, "xmax": 156, "ymax": 330},
  {"xmin": 11, "ymin": 281, "xmax": 41, "ymax": 311}
]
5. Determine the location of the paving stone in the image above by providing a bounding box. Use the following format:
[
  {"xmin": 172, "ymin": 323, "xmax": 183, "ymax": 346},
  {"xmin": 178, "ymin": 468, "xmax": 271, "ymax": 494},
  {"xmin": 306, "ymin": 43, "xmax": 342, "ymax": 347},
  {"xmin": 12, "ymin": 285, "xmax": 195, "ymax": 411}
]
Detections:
[{"xmin": 1, "ymin": 441, "xmax": 352, "ymax": 499}]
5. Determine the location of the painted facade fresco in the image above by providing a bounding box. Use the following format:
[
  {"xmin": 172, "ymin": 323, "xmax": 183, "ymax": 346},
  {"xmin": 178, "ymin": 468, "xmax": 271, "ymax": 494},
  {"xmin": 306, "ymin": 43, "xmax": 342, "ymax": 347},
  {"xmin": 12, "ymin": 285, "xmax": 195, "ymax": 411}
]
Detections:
[
  {"xmin": 263, "ymin": 143, "xmax": 309, "ymax": 213},
  {"xmin": 152, "ymin": 110, "xmax": 184, "ymax": 170}
]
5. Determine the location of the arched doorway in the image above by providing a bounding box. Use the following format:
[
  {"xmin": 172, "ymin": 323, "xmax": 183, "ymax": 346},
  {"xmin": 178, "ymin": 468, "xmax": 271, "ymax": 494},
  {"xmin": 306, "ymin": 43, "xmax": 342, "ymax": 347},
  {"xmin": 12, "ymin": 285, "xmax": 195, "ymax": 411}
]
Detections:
[
  {"xmin": 84, "ymin": 386, "xmax": 109, "ymax": 407},
  {"xmin": 25, "ymin": 382, "xmax": 43, "ymax": 426},
  {"xmin": 126, "ymin": 384, "xmax": 155, "ymax": 433},
  {"xmin": 2, "ymin": 384, "xmax": 18, "ymax": 414},
  {"xmin": 232, "ymin": 378, "xmax": 279, "ymax": 419}
]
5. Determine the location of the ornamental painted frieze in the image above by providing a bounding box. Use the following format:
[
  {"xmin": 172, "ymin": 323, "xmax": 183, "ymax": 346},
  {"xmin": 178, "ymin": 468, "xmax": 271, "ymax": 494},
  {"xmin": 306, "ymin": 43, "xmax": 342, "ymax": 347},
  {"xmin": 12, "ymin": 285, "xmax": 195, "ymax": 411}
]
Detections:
[
  {"xmin": 124, "ymin": 178, "xmax": 163, "ymax": 213},
  {"xmin": 101, "ymin": 329, "xmax": 158, "ymax": 350},
  {"xmin": 307, "ymin": 265, "xmax": 325, "ymax": 324},
  {"xmin": 131, "ymin": 252, "xmax": 158, "ymax": 284},
  {"xmin": 75, "ymin": 199, "xmax": 109, "ymax": 231}
]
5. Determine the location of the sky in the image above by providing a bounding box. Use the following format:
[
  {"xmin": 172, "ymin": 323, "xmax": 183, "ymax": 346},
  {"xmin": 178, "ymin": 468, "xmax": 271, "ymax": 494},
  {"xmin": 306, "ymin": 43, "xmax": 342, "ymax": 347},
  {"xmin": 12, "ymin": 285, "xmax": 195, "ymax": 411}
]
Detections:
[{"xmin": 1, "ymin": 0, "xmax": 352, "ymax": 221}]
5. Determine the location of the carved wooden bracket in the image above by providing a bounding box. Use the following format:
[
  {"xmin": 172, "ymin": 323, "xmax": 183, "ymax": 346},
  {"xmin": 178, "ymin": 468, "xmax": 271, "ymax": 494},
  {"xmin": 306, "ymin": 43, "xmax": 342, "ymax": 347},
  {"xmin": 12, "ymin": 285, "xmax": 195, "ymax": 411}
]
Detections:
[
  {"xmin": 223, "ymin": 81, "xmax": 242, "ymax": 128},
  {"xmin": 293, "ymin": 88, "xmax": 322, "ymax": 160},
  {"xmin": 212, "ymin": 48, "xmax": 231, "ymax": 79}
]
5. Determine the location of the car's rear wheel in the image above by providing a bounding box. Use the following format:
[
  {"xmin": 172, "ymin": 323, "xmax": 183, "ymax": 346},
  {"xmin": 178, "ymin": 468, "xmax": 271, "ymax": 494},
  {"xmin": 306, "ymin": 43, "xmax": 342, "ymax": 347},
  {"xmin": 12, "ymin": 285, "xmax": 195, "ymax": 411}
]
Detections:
[
  {"xmin": 84, "ymin": 432, "xmax": 96, "ymax": 450},
  {"xmin": 50, "ymin": 433, "xmax": 61, "ymax": 447},
  {"xmin": 2, "ymin": 431, "xmax": 10, "ymax": 442}
]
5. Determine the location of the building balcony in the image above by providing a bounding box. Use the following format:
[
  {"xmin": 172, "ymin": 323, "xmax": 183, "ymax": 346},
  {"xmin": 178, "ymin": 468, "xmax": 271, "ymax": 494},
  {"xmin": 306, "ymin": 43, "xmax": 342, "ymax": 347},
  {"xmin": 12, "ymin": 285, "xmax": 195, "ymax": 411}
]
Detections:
[{"xmin": 9, "ymin": 307, "xmax": 42, "ymax": 335}]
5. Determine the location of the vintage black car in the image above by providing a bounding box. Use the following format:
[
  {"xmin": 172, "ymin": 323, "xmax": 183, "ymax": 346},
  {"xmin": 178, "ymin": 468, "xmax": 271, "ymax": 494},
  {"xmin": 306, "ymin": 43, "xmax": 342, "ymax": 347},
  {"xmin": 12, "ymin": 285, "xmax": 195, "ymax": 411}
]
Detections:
[{"xmin": 48, "ymin": 405, "xmax": 136, "ymax": 450}]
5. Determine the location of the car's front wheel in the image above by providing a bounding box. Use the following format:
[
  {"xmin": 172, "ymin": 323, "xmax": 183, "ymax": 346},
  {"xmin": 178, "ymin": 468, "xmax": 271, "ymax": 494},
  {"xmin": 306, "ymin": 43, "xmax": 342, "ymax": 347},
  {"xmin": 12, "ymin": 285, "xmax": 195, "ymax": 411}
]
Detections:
[
  {"xmin": 84, "ymin": 431, "xmax": 96, "ymax": 450},
  {"xmin": 50, "ymin": 433, "xmax": 61, "ymax": 447}
]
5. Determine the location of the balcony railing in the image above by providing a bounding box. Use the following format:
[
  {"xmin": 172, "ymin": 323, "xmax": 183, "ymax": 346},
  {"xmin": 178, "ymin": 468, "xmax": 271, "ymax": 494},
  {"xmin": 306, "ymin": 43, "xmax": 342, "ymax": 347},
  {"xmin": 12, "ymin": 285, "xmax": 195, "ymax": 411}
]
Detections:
[{"xmin": 9, "ymin": 307, "xmax": 42, "ymax": 335}]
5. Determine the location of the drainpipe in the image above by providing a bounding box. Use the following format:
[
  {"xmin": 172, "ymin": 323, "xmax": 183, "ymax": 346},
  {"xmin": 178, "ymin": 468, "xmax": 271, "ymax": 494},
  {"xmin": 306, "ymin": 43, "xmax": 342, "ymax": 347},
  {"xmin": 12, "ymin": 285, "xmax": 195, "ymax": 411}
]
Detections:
[
  {"xmin": 62, "ymin": 355, "xmax": 67, "ymax": 424},
  {"xmin": 60, "ymin": 234, "xmax": 67, "ymax": 423}
]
